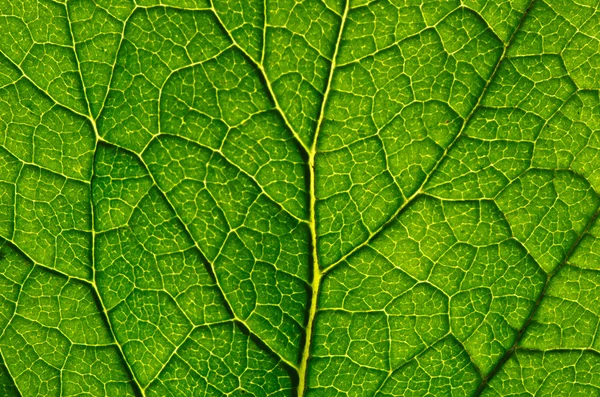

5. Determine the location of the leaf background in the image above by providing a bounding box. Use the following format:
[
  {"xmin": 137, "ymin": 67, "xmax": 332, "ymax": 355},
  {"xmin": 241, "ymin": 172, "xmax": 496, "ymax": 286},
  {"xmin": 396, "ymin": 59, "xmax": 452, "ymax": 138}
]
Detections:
[{"xmin": 0, "ymin": 0, "xmax": 599, "ymax": 395}]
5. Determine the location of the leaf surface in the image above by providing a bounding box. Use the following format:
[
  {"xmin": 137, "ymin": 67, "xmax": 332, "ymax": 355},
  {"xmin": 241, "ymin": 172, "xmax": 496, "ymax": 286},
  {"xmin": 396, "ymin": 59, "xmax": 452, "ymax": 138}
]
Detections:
[{"xmin": 0, "ymin": 0, "xmax": 600, "ymax": 395}]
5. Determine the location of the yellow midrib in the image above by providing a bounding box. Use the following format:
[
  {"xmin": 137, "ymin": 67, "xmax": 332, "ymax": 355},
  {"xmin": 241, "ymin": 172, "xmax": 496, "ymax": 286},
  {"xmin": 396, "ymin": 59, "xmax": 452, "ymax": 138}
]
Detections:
[{"xmin": 296, "ymin": 2, "xmax": 350, "ymax": 395}]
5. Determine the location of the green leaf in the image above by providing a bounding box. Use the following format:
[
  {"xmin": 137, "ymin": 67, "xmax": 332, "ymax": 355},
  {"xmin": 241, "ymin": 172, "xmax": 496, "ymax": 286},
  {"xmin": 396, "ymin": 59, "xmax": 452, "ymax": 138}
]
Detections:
[{"xmin": 0, "ymin": 0, "xmax": 599, "ymax": 395}]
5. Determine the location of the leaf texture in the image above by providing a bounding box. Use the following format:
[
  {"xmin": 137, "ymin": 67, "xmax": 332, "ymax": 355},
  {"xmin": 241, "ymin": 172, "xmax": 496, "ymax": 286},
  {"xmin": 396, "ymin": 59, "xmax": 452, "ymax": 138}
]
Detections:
[{"xmin": 0, "ymin": 0, "xmax": 599, "ymax": 396}]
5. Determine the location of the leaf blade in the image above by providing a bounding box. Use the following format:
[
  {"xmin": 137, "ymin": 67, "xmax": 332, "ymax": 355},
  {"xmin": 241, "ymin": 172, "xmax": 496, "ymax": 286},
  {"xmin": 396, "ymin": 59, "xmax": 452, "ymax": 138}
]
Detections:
[{"xmin": 0, "ymin": 0, "xmax": 600, "ymax": 395}]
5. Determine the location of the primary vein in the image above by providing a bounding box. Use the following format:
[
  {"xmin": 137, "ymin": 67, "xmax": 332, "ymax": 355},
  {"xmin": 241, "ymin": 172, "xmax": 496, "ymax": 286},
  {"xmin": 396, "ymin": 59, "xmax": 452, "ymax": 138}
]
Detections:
[{"xmin": 297, "ymin": 1, "xmax": 350, "ymax": 395}]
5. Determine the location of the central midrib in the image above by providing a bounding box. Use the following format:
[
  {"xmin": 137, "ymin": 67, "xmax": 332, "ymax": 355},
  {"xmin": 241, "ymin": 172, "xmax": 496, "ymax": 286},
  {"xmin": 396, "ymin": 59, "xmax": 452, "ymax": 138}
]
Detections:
[{"xmin": 296, "ymin": 1, "xmax": 351, "ymax": 395}]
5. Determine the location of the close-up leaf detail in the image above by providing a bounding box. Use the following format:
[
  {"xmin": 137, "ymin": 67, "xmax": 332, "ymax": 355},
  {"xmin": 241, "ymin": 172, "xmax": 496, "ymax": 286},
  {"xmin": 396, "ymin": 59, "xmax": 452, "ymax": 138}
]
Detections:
[{"xmin": 0, "ymin": 0, "xmax": 599, "ymax": 395}]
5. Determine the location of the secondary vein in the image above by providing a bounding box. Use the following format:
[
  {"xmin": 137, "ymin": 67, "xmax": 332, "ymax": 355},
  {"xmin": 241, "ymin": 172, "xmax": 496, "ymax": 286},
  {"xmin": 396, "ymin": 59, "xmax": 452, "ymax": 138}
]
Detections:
[
  {"xmin": 321, "ymin": 0, "xmax": 538, "ymax": 276},
  {"xmin": 474, "ymin": 203, "xmax": 600, "ymax": 395}
]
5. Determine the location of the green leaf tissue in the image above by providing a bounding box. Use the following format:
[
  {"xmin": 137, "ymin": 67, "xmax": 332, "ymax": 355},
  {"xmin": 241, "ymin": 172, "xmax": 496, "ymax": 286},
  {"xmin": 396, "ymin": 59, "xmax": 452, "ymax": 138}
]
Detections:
[{"xmin": 0, "ymin": 0, "xmax": 599, "ymax": 395}]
